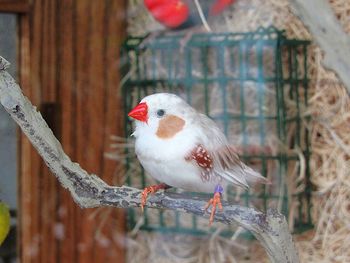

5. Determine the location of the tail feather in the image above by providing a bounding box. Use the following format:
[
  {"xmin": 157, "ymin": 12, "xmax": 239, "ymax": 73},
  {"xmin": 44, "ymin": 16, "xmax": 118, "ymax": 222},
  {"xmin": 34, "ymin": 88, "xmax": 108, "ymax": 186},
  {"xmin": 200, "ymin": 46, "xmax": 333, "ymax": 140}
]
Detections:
[
  {"xmin": 220, "ymin": 170, "xmax": 249, "ymax": 189},
  {"xmin": 243, "ymin": 165, "xmax": 271, "ymax": 185}
]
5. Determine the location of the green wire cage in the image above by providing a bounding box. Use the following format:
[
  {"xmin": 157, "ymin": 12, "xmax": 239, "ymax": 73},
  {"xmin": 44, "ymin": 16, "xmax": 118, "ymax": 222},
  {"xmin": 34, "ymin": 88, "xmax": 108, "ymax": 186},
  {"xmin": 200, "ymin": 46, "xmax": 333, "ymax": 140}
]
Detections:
[{"xmin": 121, "ymin": 27, "xmax": 312, "ymax": 235}]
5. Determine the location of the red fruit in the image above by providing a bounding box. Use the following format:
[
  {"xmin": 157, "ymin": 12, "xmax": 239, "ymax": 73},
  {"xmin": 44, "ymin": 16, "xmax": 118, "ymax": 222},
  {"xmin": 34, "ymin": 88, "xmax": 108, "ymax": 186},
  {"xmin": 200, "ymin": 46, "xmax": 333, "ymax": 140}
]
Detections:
[
  {"xmin": 144, "ymin": 0, "xmax": 189, "ymax": 28},
  {"xmin": 144, "ymin": 0, "xmax": 166, "ymax": 10},
  {"xmin": 210, "ymin": 0, "xmax": 235, "ymax": 15}
]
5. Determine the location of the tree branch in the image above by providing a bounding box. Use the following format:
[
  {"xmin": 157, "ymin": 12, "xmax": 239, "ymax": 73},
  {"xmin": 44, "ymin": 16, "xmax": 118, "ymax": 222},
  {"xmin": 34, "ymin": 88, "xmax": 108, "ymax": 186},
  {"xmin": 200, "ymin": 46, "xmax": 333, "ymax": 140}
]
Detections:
[
  {"xmin": 288, "ymin": 0, "xmax": 350, "ymax": 94},
  {"xmin": 0, "ymin": 56, "xmax": 299, "ymax": 263}
]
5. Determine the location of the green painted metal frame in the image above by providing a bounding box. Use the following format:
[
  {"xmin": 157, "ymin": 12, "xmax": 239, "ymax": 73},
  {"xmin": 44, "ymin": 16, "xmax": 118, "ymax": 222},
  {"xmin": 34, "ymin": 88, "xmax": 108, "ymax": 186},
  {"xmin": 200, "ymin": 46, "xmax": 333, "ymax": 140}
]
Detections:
[{"xmin": 120, "ymin": 27, "xmax": 312, "ymax": 235}]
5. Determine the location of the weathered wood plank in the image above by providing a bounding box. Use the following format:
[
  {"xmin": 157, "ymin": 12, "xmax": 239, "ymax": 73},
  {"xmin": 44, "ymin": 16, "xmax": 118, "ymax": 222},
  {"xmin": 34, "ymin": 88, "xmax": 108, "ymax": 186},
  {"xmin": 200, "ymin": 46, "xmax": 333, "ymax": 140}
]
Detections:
[
  {"xmin": 57, "ymin": 0, "xmax": 77, "ymax": 262},
  {"xmin": 18, "ymin": 14, "xmax": 36, "ymax": 263},
  {"xmin": 0, "ymin": 0, "xmax": 30, "ymax": 13},
  {"xmin": 17, "ymin": 0, "xmax": 127, "ymax": 262}
]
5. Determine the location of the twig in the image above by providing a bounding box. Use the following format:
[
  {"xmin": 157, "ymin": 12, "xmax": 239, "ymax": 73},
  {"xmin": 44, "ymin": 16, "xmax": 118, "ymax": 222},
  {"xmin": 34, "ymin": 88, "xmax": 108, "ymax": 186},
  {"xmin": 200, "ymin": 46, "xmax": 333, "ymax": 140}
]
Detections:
[
  {"xmin": 0, "ymin": 56, "xmax": 299, "ymax": 263},
  {"xmin": 194, "ymin": 0, "xmax": 212, "ymax": 32},
  {"xmin": 288, "ymin": 0, "xmax": 350, "ymax": 94}
]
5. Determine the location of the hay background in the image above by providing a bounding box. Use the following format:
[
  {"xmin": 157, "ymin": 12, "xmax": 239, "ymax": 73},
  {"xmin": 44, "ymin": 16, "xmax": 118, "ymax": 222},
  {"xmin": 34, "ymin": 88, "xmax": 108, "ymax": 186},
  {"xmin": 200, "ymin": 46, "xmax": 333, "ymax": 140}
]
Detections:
[{"xmin": 122, "ymin": 0, "xmax": 350, "ymax": 262}]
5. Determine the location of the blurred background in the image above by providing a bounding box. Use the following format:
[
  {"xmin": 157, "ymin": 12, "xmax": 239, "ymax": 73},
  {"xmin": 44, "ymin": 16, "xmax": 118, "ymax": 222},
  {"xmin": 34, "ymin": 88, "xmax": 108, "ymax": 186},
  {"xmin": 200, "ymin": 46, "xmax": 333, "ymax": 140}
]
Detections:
[
  {"xmin": 0, "ymin": 12, "xmax": 17, "ymax": 263},
  {"xmin": 0, "ymin": 0, "xmax": 349, "ymax": 262}
]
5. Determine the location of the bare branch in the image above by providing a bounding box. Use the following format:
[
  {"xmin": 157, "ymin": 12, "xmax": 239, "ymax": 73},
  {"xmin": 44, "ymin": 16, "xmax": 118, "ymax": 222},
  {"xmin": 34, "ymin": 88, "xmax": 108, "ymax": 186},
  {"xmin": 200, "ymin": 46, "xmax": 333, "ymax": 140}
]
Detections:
[
  {"xmin": 0, "ymin": 56, "xmax": 299, "ymax": 263},
  {"xmin": 288, "ymin": 0, "xmax": 350, "ymax": 94}
]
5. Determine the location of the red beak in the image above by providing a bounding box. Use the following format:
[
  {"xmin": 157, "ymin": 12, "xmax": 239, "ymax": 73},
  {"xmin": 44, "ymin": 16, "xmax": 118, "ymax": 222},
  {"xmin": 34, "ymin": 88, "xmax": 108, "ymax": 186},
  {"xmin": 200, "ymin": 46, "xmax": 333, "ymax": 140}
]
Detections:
[{"xmin": 128, "ymin": 102, "xmax": 148, "ymax": 122}]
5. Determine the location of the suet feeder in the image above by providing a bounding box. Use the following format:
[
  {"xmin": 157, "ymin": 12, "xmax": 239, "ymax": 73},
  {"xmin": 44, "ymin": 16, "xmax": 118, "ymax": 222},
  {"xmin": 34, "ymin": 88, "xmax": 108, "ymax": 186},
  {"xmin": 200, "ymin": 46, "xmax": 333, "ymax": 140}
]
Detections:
[{"xmin": 121, "ymin": 26, "xmax": 312, "ymax": 235}]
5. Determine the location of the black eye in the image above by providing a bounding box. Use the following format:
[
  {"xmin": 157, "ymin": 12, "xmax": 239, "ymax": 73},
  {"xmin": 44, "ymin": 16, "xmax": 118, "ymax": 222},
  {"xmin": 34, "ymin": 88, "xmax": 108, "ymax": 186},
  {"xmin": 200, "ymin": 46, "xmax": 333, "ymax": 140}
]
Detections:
[{"xmin": 156, "ymin": 109, "xmax": 165, "ymax": 117}]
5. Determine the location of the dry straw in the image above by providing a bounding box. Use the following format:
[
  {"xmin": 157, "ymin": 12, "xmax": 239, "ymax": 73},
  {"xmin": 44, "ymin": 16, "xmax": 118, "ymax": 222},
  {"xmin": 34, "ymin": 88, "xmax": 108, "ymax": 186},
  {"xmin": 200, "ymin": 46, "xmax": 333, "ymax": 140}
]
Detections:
[{"xmin": 109, "ymin": 0, "xmax": 350, "ymax": 262}]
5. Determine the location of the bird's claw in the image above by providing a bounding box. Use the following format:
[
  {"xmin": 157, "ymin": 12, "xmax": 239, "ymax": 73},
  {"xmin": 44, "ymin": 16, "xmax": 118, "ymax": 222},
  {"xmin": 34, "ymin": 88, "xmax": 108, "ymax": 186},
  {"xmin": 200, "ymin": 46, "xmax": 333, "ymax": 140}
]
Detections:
[
  {"xmin": 140, "ymin": 183, "xmax": 170, "ymax": 212},
  {"xmin": 140, "ymin": 186, "xmax": 156, "ymax": 212},
  {"xmin": 204, "ymin": 192, "xmax": 223, "ymax": 226}
]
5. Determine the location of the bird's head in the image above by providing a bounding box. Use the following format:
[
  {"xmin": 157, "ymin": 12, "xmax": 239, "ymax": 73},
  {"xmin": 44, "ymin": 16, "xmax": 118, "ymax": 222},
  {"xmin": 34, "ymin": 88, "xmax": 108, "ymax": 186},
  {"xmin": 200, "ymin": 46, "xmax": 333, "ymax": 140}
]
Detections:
[{"xmin": 128, "ymin": 93, "xmax": 194, "ymax": 139}]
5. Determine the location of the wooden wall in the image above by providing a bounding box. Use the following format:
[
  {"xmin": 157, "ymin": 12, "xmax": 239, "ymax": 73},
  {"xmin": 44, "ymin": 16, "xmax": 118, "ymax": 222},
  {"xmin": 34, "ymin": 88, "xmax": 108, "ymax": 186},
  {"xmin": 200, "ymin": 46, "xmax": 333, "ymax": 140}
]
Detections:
[{"xmin": 1, "ymin": 0, "xmax": 127, "ymax": 262}]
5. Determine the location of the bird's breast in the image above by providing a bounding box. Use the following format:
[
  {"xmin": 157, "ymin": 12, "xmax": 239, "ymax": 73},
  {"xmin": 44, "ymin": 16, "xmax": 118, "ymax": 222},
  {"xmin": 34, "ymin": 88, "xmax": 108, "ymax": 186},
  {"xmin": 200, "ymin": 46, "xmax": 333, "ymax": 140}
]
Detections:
[
  {"xmin": 135, "ymin": 126, "xmax": 196, "ymax": 161},
  {"xmin": 138, "ymin": 153, "xmax": 219, "ymax": 193},
  {"xmin": 134, "ymin": 129, "xmax": 224, "ymax": 193}
]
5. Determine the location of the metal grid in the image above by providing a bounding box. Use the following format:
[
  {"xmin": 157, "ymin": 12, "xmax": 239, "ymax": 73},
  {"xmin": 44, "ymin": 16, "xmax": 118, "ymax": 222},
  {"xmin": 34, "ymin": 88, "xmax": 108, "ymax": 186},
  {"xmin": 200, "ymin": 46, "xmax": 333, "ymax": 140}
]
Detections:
[{"xmin": 121, "ymin": 27, "xmax": 312, "ymax": 235}]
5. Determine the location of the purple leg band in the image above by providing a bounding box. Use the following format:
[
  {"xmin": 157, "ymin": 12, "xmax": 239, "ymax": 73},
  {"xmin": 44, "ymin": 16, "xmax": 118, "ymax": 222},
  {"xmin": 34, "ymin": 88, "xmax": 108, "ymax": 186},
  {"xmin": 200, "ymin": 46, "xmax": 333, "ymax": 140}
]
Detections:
[{"xmin": 214, "ymin": 185, "xmax": 224, "ymax": 195}]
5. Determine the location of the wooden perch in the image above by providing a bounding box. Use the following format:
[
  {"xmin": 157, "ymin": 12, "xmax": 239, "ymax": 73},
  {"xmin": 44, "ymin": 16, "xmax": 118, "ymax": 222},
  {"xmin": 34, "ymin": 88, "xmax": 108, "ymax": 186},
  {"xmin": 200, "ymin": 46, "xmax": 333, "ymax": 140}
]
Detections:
[
  {"xmin": 0, "ymin": 56, "xmax": 299, "ymax": 263},
  {"xmin": 288, "ymin": 0, "xmax": 350, "ymax": 94}
]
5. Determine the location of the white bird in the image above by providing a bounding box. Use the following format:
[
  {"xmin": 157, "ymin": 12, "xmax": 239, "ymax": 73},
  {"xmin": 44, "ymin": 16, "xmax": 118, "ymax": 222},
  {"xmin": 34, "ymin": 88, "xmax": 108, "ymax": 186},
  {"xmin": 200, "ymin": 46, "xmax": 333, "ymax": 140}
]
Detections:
[{"xmin": 128, "ymin": 93, "xmax": 268, "ymax": 224}]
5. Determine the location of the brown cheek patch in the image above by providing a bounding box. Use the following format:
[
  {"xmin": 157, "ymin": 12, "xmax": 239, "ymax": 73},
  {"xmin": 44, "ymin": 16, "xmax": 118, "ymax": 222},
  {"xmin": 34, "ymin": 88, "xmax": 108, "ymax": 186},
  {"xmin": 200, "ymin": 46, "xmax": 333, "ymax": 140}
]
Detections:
[{"xmin": 156, "ymin": 115, "xmax": 185, "ymax": 139}]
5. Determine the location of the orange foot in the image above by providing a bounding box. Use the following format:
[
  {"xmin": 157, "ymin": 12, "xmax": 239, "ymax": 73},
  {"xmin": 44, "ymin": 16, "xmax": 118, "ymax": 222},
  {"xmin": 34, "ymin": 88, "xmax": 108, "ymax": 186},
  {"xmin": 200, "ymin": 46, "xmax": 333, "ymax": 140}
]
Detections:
[
  {"xmin": 204, "ymin": 192, "xmax": 223, "ymax": 226},
  {"xmin": 141, "ymin": 183, "xmax": 169, "ymax": 212}
]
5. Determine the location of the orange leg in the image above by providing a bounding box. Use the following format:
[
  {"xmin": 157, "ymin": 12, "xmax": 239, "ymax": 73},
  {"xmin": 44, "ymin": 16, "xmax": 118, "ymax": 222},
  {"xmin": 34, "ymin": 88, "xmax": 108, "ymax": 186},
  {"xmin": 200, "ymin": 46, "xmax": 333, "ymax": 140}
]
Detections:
[
  {"xmin": 204, "ymin": 185, "xmax": 224, "ymax": 226},
  {"xmin": 141, "ymin": 183, "xmax": 170, "ymax": 211}
]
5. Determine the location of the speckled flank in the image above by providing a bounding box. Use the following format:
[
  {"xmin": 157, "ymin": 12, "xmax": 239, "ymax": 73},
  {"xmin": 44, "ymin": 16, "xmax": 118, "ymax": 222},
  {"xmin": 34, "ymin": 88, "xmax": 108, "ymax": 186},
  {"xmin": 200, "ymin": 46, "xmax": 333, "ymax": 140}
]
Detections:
[
  {"xmin": 156, "ymin": 114, "xmax": 185, "ymax": 139},
  {"xmin": 186, "ymin": 144, "xmax": 214, "ymax": 182}
]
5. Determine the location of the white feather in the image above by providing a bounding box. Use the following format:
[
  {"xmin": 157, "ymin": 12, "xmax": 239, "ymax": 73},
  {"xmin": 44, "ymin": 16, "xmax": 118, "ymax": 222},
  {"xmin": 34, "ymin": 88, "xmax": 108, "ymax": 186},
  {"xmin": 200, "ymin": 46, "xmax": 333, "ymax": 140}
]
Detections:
[{"xmin": 132, "ymin": 93, "xmax": 267, "ymax": 193}]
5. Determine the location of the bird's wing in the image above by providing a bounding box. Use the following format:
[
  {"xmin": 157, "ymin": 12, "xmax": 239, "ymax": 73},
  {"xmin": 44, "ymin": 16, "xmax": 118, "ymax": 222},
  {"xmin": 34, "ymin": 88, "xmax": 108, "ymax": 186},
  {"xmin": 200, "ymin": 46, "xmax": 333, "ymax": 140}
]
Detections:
[
  {"xmin": 192, "ymin": 113, "xmax": 268, "ymax": 188},
  {"xmin": 212, "ymin": 146, "xmax": 268, "ymax": 187},
  {"xmin": 185, "ymin": 143, "xmax": 249, "ymax": 188}
]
